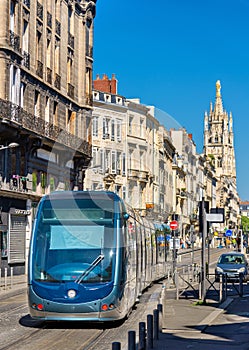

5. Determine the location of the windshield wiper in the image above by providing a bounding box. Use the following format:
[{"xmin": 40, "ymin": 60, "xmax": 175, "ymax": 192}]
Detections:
[{"xmin": 75, "ymin": 254, "xmax": 105, "ymax": 284}]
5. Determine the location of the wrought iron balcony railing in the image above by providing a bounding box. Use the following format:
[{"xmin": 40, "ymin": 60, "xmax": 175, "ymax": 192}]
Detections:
[{"xmin": 0, "ymin": 99, "xmax": 92, "ymax": 157}]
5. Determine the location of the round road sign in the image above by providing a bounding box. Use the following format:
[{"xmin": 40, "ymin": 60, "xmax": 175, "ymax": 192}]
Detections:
[{"xmin": 170, "ymin": 220, "xmax": 178, "ymax": 230}]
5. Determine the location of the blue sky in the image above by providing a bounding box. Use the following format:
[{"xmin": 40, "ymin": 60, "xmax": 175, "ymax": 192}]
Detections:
[{"xmin": 93, "ymin": 0, "xmax": 249, "ymax": 200}]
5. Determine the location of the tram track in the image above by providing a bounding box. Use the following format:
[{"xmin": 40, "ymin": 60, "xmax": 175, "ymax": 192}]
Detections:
[{"xmin": 0, "ymin": 248, "xmax": 229, "ymax": 350}]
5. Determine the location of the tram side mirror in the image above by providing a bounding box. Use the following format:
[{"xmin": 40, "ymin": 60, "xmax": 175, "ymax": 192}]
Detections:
[{"xmin": 123, "ymin": 213, "xmax": 129, "ymax": 220}]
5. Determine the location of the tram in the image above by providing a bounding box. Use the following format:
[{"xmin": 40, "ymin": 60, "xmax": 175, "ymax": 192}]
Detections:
[{"xmin": 28, "ymin": 191, "xmax": 169, "ymax": 321}]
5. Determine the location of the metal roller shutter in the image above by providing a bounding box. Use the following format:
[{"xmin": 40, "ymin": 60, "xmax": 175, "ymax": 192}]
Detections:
[{"xmin": 8, "ymin": 215, "xmax": 26, "ymax": 264}]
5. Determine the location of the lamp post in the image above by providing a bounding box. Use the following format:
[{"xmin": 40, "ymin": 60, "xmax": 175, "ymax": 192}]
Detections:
[{"xmin": 0, "ymin": 142, "xmax": 19, "ymax": 151}]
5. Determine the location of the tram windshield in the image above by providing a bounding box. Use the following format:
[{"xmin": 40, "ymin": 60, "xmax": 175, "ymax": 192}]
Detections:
[{"xmin": 32, "ymin": 197, "xmax": 116, "ymax": 284}]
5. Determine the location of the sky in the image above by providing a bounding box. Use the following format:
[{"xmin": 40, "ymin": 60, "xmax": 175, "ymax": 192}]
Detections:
[{"xmin": 93, "ymin": 0, "xmax": 249, "ymax": 200}]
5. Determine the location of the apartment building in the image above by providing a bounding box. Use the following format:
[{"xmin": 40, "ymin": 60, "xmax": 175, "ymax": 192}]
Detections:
[
  {"xmin": 85, "ymin": 74, "xmax": 175, "ymax": 221},
  {"xmin": 0, "ymin": 0, "xmax": 96, "ymax": 274}
]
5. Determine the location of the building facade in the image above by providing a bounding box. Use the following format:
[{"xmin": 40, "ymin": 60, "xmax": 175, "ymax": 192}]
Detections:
[
  {"xmin": 85, "ymin": 75, "xmax": 175, "ymax": 222},
  {"xmin": 0, "ymin": 0, "xmax": 97, "ymax": 274}
]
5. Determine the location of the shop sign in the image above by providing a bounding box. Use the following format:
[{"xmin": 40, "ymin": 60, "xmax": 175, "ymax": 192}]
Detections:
[{"xmin": 9, "ymin": 208, "xmax": 31, "ymax": 215}]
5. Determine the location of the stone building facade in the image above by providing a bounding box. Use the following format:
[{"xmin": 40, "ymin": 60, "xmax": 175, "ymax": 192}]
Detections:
[
  {"xmin": 85, "ymin": 74, "xmax": 175, "ymax": 222},
  {"xmin": 0, "ymin": 0, "xmax": 96, "ymax": 274}
]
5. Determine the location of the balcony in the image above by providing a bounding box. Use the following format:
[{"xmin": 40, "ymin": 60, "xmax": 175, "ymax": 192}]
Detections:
[
  {"xmin": 0, "ymin": 98, "xmax": 92, "ymax": 157},
  {"xmin": 138, "ymin": 170, "xmax": 149, "ymax": 182},
  {"xmin": 0, "ymin": 175, "xmax": 31, "ymax": 194},
  {"xmin": 128, "ymin": 169, "xmax": 139, "ymax": 179}
]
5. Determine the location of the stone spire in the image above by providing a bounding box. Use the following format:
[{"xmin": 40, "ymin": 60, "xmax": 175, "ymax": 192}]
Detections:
[{"xmin": 214, "ymin": 80, "xmax": 223, "ymax": 117}]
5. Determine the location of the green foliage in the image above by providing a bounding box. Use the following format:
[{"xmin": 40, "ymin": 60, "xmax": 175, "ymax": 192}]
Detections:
[{"xmin": 241, "ymin": 216, "xmax": 249, "ymax": 232}]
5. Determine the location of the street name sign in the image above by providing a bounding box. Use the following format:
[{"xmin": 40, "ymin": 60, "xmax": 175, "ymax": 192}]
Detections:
[{"xmin": 206, "ymin": 213, "xmax": 223, "ymax": 222}]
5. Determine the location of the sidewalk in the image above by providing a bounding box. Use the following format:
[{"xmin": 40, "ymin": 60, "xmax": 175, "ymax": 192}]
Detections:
[
  {"xmin": 152, "ymin": 287, "xmax": 249, "ymax": 350},
  {"xmin": 0, "ymin": 273, "xmax": 27, "ymax": 297}
]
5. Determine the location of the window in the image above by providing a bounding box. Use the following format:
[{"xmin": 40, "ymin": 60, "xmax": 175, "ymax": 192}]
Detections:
[
  {"xmin": 117, "ymin": 152, "xmax": 121, "ymax": 174},
  {"xmin": 67, "ymin": 109, "xmax": 76, "ymax": 134},
  {"xmin": 10, "ymin": 65, "xmax": 20, "ymax": 105},
  {"xmin": 54, "ymin": 39, "xmax": 60, "ymax": 75},
  {"xmin": 53, "ymin": 101, "xmax": 58, "ymax": 126},
  {"xmin": 122, "ymin": 153, "xmax": 126, "ymax": 175},
  {"xmin": 111, "ymin": 119, "xmax": 115, "ymax": 141},
  {"xmin": 128, "ymin": 116, "xmax": 133, "ymax": 134},
  {"xmin": 103, "ymin": 117, "xmax": 110, "ymax": 139},
  {"xmin": 45, "ymin": 96, "xmax": 50, "ymax": 123},
  {"xmin": 92, "ymin": 116, "xmax": 98, "ymax": 137},
  {"xmin": 117, "ymin": 119, "xmax": 122, "ymax": 141},
  {"xmin": 111, "ymin": 151, "xmax": 116, "ymax": 174},
  {"xmin": 22, "ymin": 20, "xmax": 29, "ymax": 54},
  {"xmin": 34, "ymin": 90, "xmax": 41, "ymax": 117},
  {"xmin": 10, "ymin": 1, "xmax": 17, "ymax": 33},
  {"xmin": 20, "ymin": 82, "xmax": 26, "ymax": 108}
]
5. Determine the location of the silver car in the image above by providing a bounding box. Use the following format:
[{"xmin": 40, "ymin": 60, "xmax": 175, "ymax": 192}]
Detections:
[{"xmin": 215, "ymin": 252, "xmax": 249, "ymax": 282}]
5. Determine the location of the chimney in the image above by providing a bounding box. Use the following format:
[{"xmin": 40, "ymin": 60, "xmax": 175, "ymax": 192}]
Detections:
[
  {"xmin": 110, "ymin": 74, "xmax": 117, "ymax": 94},
  {"xmin": 93, "ymin": 74, "xmax": 118, "ymax": 94}
]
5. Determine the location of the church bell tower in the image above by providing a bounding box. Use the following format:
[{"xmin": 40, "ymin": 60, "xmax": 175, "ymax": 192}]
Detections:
[
  {"xmin": 203, "ymin": 81, "xmax": 239, "ymax": 228},
  {"xmin": 203, "ymin": 80, "xmax": 236, "ymax": 180}
]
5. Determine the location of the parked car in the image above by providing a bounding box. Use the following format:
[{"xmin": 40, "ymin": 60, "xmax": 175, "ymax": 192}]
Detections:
[{"xmin": 215, "ymin": 252, "xmax": 249, "ymax": 282}]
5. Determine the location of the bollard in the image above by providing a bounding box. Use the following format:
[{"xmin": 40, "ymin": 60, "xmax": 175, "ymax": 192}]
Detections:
[
  {"xmin": 239, "ymin": 273, "xmax": 244, "ymax": 297},
  {"xmin": 157, "ymin": 303, "xmax": 163, "ymax": 332},
  {"xmin": 153, "ymin": 309, "xmax": 159, "ymax": 340},
  {"xmin": 112, "ymin": 342, "xmax": 121, "ymax": 350},
  {"xmin": 10, "ymin": 266, "xmax": 13, "ymax": 289},
  {"xmin": 4, "ymin": 268, "xmax": 7, "ymax": 290},
  {"xmin": 139, "ymin": 322, "xmax": 146, "ymax": 350},
  {"xmin": 147, "ymin": 314, "xmax": 153, "ymax": 349},
  {"xmin": 128, "ymin": 330, "xmax": 136, "ymax": 350}
]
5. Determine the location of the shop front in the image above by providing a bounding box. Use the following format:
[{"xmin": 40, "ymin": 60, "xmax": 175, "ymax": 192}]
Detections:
[{"xmin": 0, "ymin": 197, "xmax": 31, "ymax": 275}]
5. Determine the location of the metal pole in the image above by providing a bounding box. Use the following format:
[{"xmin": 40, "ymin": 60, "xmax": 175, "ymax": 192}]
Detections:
[
  {"xmin": 201, "ymin": 197, "xmax": 207, "ymax": 301},
  {"xmin": 172, "ymin": 229, "xmax": 176, "ymax": 285}
]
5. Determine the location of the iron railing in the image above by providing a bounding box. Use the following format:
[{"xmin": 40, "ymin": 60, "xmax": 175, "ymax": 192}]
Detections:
[{"xmin": 0, "ymin": 99, "xmax": 92, "ymax": 156}]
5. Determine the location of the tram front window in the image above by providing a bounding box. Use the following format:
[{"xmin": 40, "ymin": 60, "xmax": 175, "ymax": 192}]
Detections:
[{"xmin": 33, "ymin": 198, "xmax": 115, "ymax": 283}]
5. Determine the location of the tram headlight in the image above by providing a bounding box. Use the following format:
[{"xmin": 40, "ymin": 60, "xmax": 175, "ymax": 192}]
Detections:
[{"xmin": 67, "ymin": 289, "xmax": 77, "ymax": 299}]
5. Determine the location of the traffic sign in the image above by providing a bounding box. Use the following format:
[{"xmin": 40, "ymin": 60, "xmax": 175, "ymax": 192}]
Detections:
[
  {"xmin": 225, "ymin": 229, "xmax": 232, "ymax": 237},
  {"xmin": 170, "ymin": 220, "xmax": 178, "ymax": 230}
]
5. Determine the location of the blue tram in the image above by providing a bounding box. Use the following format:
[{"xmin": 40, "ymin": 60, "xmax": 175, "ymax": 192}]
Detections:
[{"xmin": 28, "ymin": 191, "xmax": 170, "ymax": 321}]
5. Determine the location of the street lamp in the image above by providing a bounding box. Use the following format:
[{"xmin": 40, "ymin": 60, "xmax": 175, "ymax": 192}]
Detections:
[{"xmin": 0, "ymin": 142, "xmax": 19, "ymax": 151}]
